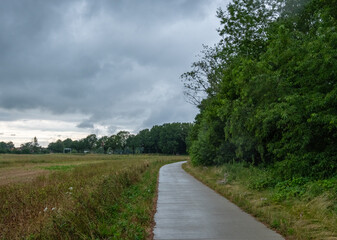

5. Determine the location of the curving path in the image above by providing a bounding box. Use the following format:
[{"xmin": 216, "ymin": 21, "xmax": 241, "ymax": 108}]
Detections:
[{"xmin": 153, "ymin": 161, "xmax": 284, "ymax": 240}]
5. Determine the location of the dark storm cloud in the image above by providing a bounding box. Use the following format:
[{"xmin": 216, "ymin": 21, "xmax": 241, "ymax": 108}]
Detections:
[{"xmin": 0, "ymin": 0, "xmax": 225, "ymax": 132}]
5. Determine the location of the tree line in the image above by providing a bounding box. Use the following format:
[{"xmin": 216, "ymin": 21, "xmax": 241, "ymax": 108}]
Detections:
[
  {"xmin": 0, "ymin": 122, "xmax": 192, "ymax": 155},
  {"xmin": 183, "ymin": 0, "xmax": 337, "ymax": 179}
]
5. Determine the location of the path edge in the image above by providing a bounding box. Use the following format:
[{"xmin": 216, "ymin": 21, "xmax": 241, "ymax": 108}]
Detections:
[{"xmin": 181, "ymin": 161, "xmax": 287, "ymax": 239}]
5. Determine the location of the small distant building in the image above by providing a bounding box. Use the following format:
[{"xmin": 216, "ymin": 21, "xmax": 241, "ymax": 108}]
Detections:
[{"xmin": 63, "ymin": 148, "xmax": 72, "ymax": 153}]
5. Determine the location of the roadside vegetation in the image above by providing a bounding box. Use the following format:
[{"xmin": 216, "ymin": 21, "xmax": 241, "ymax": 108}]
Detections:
[
  {"xmin": 0, "ymin": 154, "xmax": 187, "ymax": 239},
  {"xmin": 183, "ymin": 162, "xmax": 337, "ymax": 239},
  {"xmin": 181, "ymin": 0, "xmax": 337, "ymax": 239},
  {"xmin": 184, "ymin": 0, "xmax": 337, "ymax": 179}
]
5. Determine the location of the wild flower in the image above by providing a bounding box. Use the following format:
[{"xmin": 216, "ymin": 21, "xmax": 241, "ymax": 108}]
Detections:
[
  {"xmin": 44, "ymin": 207, "xmax": 48, "ymax": 212},
  {"xmin": 51, "ymin": 207, "xmax": 56, "ymax": 211},
  {"xmin": 69, "ymin": 187, "xmax": 73, "ymax": 191}
]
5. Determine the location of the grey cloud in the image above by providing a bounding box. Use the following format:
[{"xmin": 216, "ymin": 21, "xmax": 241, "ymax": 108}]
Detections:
[
  {"xmin": 77, "ymin": 121, "xmax": 94, "ymax": 129},
  {"xmin": 0, "ymin": 0, "xmax": 227, "ymax": 133},
  {"xmin": 108, "ymin": 126, "xmax": 117, "ymax": 135},
  {"xmin": 142, "ymin": 93, "xmax": 197, "ymax": 128}
]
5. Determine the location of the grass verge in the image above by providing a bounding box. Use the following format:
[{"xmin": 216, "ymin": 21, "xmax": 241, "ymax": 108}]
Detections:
[
  {"xmin": 183, "ymin": 162, "xmax": 337, "ymax": 240},
  {"xmin": 0, "ymin": 154, "xmax": 186, "ymax": 239}
]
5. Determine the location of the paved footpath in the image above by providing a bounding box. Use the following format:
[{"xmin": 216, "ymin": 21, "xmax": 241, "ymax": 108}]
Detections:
[{"xmin": 153, "ymin": 161, "xmax": 284, "ymax": 240}]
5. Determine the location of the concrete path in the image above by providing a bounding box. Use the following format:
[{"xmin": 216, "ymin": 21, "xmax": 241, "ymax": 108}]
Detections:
[{"xmin": 153, "ymin": 161, "xmax": 284, "ymax": 240}]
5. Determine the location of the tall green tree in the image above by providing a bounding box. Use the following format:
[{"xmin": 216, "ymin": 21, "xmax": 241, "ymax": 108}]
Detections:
[
  {"xmin": 183, "ymin": 0, "xmax": 337, "ymax": 179},
  {"xmin": 48, "ymin": 140, "xmax": 64, "ymax": 153}
]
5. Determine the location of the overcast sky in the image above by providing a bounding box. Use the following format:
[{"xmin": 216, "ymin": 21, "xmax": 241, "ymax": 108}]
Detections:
[{"xmin": 0, "ymin": 0, "xmax": 228, "ymax": 147}]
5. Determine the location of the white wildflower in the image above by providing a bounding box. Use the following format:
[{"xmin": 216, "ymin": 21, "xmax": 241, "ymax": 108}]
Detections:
[
  {"xmin": 69, "ymin": 187, "xmax": 73, "ymax": 191},
  {"xmin": 51, "ymin": 207, "xmax": 56, "ymax": 211},
  {"xmin": 44, "ymin": 207, "xmax": 48, "ymax": 212}
]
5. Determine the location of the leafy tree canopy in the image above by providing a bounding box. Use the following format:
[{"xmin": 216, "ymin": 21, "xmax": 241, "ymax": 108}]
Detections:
[{"xmin": 183, "ymin": 0, "xmax": 337, "ymax": 179}]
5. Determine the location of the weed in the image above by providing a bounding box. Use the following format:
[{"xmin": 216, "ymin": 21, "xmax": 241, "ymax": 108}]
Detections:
[
  {"xmin": 0, "ymin": 154, "xmax": 187, "ymax": 239},
  {"xmin": 272, "ymin": 178, "xmax": 309, "ymax": 202},
  {"xmin": 183, "ymin": 162, "xmax": 337, "ymax": 240}
]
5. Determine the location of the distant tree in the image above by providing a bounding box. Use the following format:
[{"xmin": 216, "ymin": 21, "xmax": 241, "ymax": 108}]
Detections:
[
  {"xmin": 20, "ymin": 142, "xmax": 32, "ymax": 154},
  {"xmin": 107, "ymin": 135, "xmax": 118, "ymax": 153},
  {"xmin": 0, "ymin": 142, "xmax": 9, "ymax": 153},
  {"xmin": 44, "ymin": 123, "xmax": 191, "ymax": 155},
  {"xmin": 7, "ymin": 141, "xmax": 14, "ymax": 150},
  {"xmin": 63, "ymin": 138, "xmax": 73, "ymax": 148},
  {"xmin": 158, "ymin": 123, "xmax": 192, "ymax": 154},
  {"xmin": 136, "ymin": 129, "xmax": 151, "ymax": 153},
  {"xmin": 84, "ymin": 134, "xmax": 97, "ymax": 151},
  {"xmin": 77, "ymin": 139, "xmax": 87, "ymax": 153},
  {"xmin": 96, "ymin": 136, "xmax": 108, "ymax": 153},
  {"xmin": 116, "ymin": 131, "xmax": 131, "ymax": 153},
  {"xmin": 150, "ymin": 125, "xmax": 162, "ymax": 153},
  {"xmin": 126, "ymin": 134, "xmax": 138, "ymax": 154},
  {"xmin": 71, "ymin": 140, "xmax": 80, "ymax": 152},
  {"xmin": 48, "ymin": 140, "xmax": 64, "ymax": 153},
  {"xmin": 32, "ymin": 137, "xmax": 40, "ymax": 153}
]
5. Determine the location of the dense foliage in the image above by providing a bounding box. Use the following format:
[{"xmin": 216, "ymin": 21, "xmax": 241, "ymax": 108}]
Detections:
[
  {"xmin": 183, "ymin": 0, "xmax": 337, "ymax": 179},
  {"xmin": 0, "ymin": 122, "xmax": 191, "ymax": 155}
]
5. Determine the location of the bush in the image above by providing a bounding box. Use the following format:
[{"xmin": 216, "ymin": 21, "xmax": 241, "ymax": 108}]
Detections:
[
  {"xmin": 189, "ymin": 134, "xmax": 216, "ymax": 166},
  {"xmin": 272, "ymin": 177, "xmax": 309, "ymax": 202}
]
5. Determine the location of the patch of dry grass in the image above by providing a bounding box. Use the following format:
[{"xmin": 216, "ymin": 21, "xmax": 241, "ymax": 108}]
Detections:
[
  {"xmin": 183, "ymin": 162, "xmax": 337, "ymax": 240},
  {"xmin": 0, "ymin": 154, "xmax": 187, "ymax": 239}
]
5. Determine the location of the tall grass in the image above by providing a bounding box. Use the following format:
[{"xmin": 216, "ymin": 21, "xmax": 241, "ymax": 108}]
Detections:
[
  {"xmin": 0, "ymin": 154, "xmax": 187, "ymax": 239},
  {"xmin": 183, "ymin": 162, "xmax": 337, "ymax": 240},
  {"xmin": 0, "ymin": 154, "xmax": 140, "ymax": 168}
]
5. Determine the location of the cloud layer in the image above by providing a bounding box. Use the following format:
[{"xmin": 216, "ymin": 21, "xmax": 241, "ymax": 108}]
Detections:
[{"xmin": 0, "ymin": 0, "xmax": 227, "ymax": 145}]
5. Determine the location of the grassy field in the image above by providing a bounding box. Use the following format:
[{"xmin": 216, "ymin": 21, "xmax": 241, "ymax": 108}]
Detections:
[
  {"xmin": 0, "ymin": 154, "xmax": 188, "ymax": 239},
  {"xmin": 183, "ymin": 162, "xmax": 337, "ymax": 240}
]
